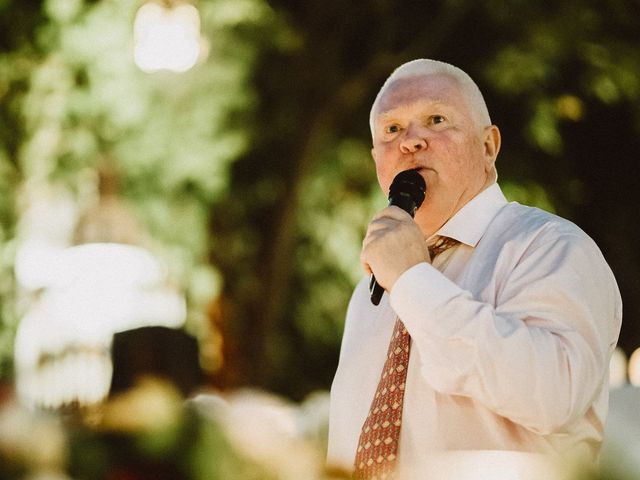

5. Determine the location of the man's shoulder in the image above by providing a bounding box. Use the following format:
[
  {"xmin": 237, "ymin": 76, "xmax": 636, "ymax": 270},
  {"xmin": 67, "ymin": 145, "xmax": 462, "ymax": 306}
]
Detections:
[
  {"xmin": 479, "ymin": 201, "xmax": 607, "ymax": 266},
  {"xmin": 493, "ymin": 201, "xmax": 591, "ymax": 244}
]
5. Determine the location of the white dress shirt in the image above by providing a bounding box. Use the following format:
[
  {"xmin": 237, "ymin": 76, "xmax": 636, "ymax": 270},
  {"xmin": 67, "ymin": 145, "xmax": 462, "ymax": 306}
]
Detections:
[{"xmin": 327, "ymin": 183, "xmax": 622, "ymax": 476}]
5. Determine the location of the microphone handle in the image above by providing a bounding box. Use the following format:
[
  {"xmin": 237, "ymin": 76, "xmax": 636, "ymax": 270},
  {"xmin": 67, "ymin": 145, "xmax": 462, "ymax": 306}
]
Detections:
[
  {"xmin": 368, "ymin": 194, "xmax": 418, "ymax": 306},
  {"xmin": 369, "ymin": 274, "xmax": 384, "ymax": 306}
]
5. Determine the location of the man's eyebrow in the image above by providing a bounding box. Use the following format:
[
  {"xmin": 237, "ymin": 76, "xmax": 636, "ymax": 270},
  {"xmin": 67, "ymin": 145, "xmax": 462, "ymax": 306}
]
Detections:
[{"xmin": 376, "ymin": 100, "xmax": 450, "ymax": 122}]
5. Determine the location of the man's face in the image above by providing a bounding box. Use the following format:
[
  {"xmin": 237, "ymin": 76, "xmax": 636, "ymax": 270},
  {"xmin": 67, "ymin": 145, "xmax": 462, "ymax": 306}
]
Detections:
[{"xmin": 371, "ymin": 74, "xmax": 497, "ymax": 238}]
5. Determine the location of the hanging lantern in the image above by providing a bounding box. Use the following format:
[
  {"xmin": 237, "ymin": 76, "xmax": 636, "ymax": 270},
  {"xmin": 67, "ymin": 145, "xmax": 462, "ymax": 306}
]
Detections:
[{"xmin": 133, "ymin": 1, "xmax": 203, "ymax": 73}]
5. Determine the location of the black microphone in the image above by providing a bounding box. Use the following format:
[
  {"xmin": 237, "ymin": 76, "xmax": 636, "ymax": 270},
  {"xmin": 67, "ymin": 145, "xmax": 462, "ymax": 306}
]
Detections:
[{"xmin": 369, "ymin": 169, "xmax": 427, "ymax": 305}]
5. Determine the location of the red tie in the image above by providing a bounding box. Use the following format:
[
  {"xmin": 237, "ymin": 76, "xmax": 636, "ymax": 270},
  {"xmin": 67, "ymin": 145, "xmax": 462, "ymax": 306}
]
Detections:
[
  {"xmin": 353, "ymin": 237, "xmax": 458, "ymax": 479},
  {"xmin": 353, "ymin": 317, "xmax": 409, "ymax": 479},
  {"xmin": 427, "ymin": 236, "xmax": 459, "ymax": 259}
]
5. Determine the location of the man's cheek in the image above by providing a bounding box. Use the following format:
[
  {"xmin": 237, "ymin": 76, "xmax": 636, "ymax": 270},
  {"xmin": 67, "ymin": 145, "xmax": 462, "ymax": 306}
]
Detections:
[{"xmin": 375, "ymin": 169, "xmax": 392, "ymax": 194}]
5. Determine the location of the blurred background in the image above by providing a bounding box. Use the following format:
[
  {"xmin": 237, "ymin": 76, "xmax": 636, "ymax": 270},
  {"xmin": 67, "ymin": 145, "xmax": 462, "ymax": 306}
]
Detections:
[{"xmin": 0, "ymin": 0, "xmax": 639, "ymax": 478}]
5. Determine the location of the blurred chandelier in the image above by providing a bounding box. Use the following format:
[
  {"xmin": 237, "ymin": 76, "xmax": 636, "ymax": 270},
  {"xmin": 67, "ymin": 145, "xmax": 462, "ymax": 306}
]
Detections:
[
  {"xmin": 133, "ymin": 0, "xmax": 203, "ymax": 73},
  {"xmin": 13, "ymin": 168, "xmax": 187, "ymax": 410}
]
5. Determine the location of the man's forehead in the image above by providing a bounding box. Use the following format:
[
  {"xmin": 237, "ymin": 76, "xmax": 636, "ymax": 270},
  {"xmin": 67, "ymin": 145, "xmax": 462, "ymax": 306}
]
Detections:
[{"xmin": 376, "ymin": 74, "xmax": 459, "ymax": 115}]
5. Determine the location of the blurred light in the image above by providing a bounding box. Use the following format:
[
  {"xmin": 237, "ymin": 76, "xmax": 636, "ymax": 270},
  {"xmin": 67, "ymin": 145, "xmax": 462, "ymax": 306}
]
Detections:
[
  {"xmin": 629, "ymin": 348, "xmax": 640, "ymax": 386},
  {"xmin": 133, "ymin": 2, "xmax": 202, "ymax": 73},
  {"xmin": 609, "ymin": 347, "xmax": 628, "ymax": 389},
  {"xmin": 556, "ymin": 95, "xmax": 584, "ymax": 121}
]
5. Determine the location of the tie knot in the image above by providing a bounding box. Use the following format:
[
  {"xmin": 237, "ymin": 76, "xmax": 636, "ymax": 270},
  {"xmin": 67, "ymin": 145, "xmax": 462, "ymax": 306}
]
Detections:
[{"xmin": 428, "ymin": 236, "xmax": 459, "ymax": 259}]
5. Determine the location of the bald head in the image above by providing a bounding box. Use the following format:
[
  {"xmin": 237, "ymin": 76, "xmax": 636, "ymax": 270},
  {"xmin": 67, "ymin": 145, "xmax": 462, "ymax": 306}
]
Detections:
[{"xmin": 370, "ymin": 59, "xmax": 491, "ymax": 138}]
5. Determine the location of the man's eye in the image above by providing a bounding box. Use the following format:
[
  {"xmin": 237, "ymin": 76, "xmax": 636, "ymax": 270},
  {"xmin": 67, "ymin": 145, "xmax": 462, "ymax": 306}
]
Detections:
[
  {"xmin": 385, "ymin": 124, "xmax": 401, "ymax": 134},
  {"xmin": 431, "ymin": 115, "xmax": 446, "ymax": 125}
]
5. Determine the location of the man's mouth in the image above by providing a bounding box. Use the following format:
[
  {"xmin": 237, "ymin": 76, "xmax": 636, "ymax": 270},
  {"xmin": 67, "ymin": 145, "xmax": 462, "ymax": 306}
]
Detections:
[{"xmin": 412, "ymin": 166, "xmax": 434, "ymax": 175}]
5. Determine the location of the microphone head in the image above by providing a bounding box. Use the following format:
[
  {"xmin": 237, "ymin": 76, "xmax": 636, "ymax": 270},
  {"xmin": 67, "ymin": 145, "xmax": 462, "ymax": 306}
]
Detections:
[{"xmin": 388, "ymin": 169, "xmax": 427, "ymax": 214}]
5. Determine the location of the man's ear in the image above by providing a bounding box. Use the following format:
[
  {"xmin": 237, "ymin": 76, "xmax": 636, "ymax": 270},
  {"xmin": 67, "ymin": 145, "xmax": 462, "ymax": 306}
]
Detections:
[{"xmin": 482, "ymin": 125, "xmax": 501, "ymax": 170}]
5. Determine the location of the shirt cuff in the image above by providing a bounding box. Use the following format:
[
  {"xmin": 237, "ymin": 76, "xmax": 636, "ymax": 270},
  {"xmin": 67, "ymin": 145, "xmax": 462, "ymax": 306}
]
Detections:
[{"xmin": 389, "ymin": 262, "xmax": 463, "ymax": 329}]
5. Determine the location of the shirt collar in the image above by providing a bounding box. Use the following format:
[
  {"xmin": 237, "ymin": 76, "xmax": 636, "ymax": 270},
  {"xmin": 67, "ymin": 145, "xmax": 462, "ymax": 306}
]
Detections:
[{"xmin": 429, "ymin": 183, "xmax": 507, "ymax": 248}]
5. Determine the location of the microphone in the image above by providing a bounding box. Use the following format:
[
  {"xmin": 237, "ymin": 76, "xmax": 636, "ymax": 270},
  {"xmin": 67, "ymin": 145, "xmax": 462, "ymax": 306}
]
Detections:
[{"xmin": 369, "ymin": 169, "xmax": 427, "ymax": 306}]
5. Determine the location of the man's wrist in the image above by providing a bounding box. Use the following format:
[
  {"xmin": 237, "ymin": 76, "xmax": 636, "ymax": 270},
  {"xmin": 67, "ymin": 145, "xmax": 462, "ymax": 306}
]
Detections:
[{"xmin": 390, "ymin": 262, "xmax": 462, "ymax": 327}]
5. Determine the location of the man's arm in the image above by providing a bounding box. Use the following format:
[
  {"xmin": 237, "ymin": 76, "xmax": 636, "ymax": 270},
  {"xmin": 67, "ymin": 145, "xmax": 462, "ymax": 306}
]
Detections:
[{"xmin": 390, "ymin": 231, "xmax": 622, "ymax": 435}]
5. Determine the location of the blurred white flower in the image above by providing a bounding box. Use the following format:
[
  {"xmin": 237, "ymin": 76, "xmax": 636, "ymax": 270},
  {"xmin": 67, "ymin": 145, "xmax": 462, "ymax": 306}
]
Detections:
[
  {"xmin": 191, "ymin": 388, "xmax": 327, "ymax": 480},
  {"xmin": 100, "ymin": 376, "xmax": 183, "ymax": 433},
  {"xmin": 296, "ymin": 390, "xmax": 330, "ymax": 453},
  {"xmin": 0, "ymin": 400, "xmax": 68, "ymax": 474}
]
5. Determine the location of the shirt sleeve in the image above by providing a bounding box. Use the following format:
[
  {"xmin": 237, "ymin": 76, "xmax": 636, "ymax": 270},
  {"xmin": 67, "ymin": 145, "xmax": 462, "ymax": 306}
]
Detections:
[{"xmin": 389, "ymin": 231, "xmax": 622, "ymax": 435}]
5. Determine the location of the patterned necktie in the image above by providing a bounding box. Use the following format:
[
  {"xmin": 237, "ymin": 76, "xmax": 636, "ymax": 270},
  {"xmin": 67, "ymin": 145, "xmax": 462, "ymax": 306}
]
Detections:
[
  {"xmin": 427, "ymin": 236, "xmax": 459, "ymax": 259},
  {"xmin": 353, "ymin": 237, "xmax": 458, "ymax": 480}
]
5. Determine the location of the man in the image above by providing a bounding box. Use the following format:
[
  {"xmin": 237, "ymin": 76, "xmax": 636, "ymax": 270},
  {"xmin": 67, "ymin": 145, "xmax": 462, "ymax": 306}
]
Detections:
[{"xmin": 327, "ymin": 59, "xmax": 622, "ymax": 478}]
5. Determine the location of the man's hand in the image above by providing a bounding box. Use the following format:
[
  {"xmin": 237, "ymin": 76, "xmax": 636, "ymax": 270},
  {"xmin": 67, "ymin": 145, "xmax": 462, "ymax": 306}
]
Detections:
[{"xmin": 361, "ymin": 206, "xmax": 430, "ymax": 291}]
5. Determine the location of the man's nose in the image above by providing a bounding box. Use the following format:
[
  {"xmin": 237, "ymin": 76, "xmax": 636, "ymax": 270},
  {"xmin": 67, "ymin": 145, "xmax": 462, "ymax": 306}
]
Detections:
[{"xmin": 400, "ymin": 130, "xmax": 427, "ymax": 153}]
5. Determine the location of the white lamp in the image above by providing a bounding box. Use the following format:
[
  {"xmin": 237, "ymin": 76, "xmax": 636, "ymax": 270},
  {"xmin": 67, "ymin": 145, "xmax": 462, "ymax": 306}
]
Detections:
[{"xmin": 133, "ymin": 1, "xmax": 203, "ymax": 73}]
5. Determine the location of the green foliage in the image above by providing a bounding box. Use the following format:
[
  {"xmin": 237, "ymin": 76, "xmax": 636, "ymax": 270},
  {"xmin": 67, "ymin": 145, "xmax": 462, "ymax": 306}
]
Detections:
[
  {"xmin": 501, "ymin": 180, "xmax": 556, "ymax": 213},
  {"xmin": 278, "ymin": 138, "xmax": 383, "ymax": 394},
  {"xmin": 46, "ymin": 405, "xmax": 286, "ymax": 479},
  {"xmin": 0, "ymin": 0, "xmax": 274, "ymax": 378},
  {"xmin": 0, "ymin": 0, "xmax": 35, "ymax": 379}
]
